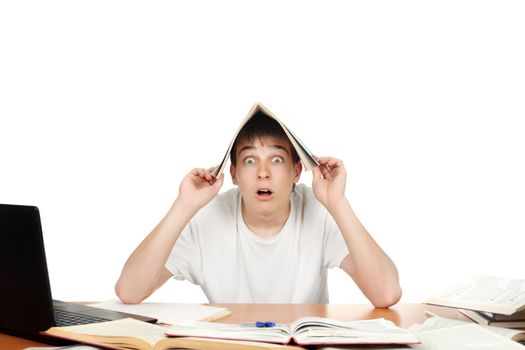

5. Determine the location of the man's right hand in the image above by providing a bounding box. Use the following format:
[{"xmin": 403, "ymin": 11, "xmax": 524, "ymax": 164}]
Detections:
[
  {"xmin": 116, "ymin": 166, "xmax": 224, "ymax": 304},
  {"xmin": 178, "ymin": 167, "xmax": 224, "ymax": 210}
]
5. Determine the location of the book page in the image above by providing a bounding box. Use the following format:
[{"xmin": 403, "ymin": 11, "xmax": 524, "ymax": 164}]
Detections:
[
  {"xmin": 157, "ymin": 337, "xmax": 304, "ymax": 350},
  {"xmin": 425, "ymin": 275, "xmax": 525, "ymax": 315},
  {"xmin": 414, "ymin": 316, "xmax": 525, "ymax": 342},
  {"xmin": 410, "ymin": 324, "xmax": 524, "ymax": 350},
  {"xmin": 167, "ymin": 320, "xmax": 292, "ymax": 343},
  {"xmin": 91, "ymin": 300, "xmax": 230, "ymax": 324},
  {"xmin": 49, "ymin": 318, "xmax": 168, "ymax": 347},
  {"xmin": 272, "ymin": 121, "xmax": 318, "ymax": 171},
  {"xmin": 290, "ymin": 317, "xmax": 398, "ymax": 334},
  {"xmin": 323, "ymin": 322, "xmax": 525, "ymax": 350},
  {"xmin": 289, "ymin": 317, "xmax": 418, "ymax": 345}
]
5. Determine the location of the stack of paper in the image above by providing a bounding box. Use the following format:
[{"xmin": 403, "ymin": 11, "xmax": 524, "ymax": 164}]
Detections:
[{"xmin": 90, "ymin": 300, "xmax": 230, "ymax": 325}]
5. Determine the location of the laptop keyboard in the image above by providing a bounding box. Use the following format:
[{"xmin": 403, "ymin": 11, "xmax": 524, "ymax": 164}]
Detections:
[{"xmin": 54, "ymin": 308, "xmax": 110, "ymax": 326}]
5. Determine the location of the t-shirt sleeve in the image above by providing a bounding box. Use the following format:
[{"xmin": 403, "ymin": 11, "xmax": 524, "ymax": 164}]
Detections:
[
  {"xmin": 164, "ymin": 219, "xmax": 203, "ymax": 285},
  {"xmin": 323, "ymin": 212, "xmax": 349, "ymax": 268}
]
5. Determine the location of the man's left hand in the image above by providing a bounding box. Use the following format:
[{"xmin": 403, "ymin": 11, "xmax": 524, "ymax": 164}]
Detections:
[{"xmin": 312, "ymin": 156, "xmax": 347, "ymax": 210}]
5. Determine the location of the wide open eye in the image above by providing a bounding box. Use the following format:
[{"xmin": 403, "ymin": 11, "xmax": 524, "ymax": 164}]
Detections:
[
  {"xmin": 271, "ymin": 156, "xmax": 284, "ymax": 164},
  {"xmin": 243, "ymin": 157, "xmax": 256, "ymax": 165}
]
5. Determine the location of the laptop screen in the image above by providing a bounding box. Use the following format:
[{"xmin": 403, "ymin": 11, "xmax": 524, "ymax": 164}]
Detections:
[{"xmin": 0, "ymin": 204, "xmax": 56, "ymax": 336}]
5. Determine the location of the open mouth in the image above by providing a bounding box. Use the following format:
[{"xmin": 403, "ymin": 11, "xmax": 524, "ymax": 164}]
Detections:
[{"xmin": 256, "ymin": 189, "xmax": 273, "ymax": 197}]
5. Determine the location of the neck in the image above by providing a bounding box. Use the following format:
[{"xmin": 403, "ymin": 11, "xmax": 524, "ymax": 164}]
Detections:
[{"xmin": 241, "ymin": 200, "xmax": 291, "ymax": 238}]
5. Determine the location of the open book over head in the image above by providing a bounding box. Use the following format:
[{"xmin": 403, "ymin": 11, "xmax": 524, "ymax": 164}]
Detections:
[
  {"xmin": 424, "ymin": 275, "xmax": 525, "ymax": 316},
  {"xmin": 211, "ymin": 102, "xmax": 319, "ymax": 178},
  {"xmin": 166, "ymin": 316, "xmax": 419, "ymax": 346}
]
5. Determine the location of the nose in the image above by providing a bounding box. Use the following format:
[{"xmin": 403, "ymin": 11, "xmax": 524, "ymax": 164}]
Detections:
[{"xmin": 257, "ymin": 163, "xmax": 270, "ymax": 179}]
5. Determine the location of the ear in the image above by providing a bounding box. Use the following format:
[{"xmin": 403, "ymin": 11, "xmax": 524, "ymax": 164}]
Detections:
[
  {"xmin": 293, "ymin": 162, "xmax": 303, "ymax": 183},
  {"xmin": 230, "ymin": 164, "xmax": 238, "ymax": 185}
]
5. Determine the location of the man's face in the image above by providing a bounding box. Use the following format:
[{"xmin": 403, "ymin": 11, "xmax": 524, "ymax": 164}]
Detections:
[{"xmin": 230, "ymin": 136, "xmax": 302, "ymax": 215}]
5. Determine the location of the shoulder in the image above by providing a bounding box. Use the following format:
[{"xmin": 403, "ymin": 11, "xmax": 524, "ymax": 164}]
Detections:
[
  {"xmin": 184, "ymin": 187, "xmax": 239, "ymax": 240},
  {"xmin": 293, "ymin": 183, "xmax": 320, "ymax": 206},
  {"xmin": 196, "ymin": 186, "xmax": 239, "ymax": 220},
  {"xmin": 292, "ymin": 183, "xmax": 328, "ymax": 219}
]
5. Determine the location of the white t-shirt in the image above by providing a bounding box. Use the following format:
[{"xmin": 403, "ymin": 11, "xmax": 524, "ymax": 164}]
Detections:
[{"xmin": 164, "ymin": 184, "xmax": 349, "ymax": 303}]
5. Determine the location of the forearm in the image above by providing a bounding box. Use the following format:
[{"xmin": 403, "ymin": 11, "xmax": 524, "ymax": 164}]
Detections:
[
  {"xmin": 328, "ymin": 198, "xmax": 401, "ymax": 307},
  {"xmin": 115, "ymin": 197, "xmax": 199, "ymax": 303}
]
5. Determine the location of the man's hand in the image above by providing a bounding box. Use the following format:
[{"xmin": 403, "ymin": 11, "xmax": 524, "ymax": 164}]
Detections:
[
  {"xmin": 312, "ymin": 156, "xmax": 347, "ymax": 210},
  {"xmin": 178, "ymin": 166, "xmax": 224, "ymax": 210}
]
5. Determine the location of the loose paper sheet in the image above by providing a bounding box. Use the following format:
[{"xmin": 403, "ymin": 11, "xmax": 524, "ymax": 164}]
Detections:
[{"xmin": 91, "ymin": 300, "xmax": 230, "ymax": 325}]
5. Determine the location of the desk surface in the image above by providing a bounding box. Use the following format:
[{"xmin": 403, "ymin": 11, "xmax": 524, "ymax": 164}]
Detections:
[{"xmin": 0, "ymin": 303, "xmax": 468, "ymax": 350}]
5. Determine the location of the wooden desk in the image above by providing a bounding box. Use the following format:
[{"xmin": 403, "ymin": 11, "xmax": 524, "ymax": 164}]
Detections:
[{"xmin": 0, "ymin": 303, "xmax": 468, "ymax": 350}]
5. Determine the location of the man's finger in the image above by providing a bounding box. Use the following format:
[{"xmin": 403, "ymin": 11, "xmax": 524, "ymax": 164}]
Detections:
[
  {"xmin": 321, "ymin": 166, "xmax": 331, "ymax": 179},
  {"xmin": 312, "ymin": 165, "xmax": 321, "ymax": 179}
]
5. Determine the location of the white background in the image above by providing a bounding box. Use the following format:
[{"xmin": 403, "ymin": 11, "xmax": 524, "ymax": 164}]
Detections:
[{"xmin": 1, "ymin": 1, "xmax": 524, "ymax": 304}]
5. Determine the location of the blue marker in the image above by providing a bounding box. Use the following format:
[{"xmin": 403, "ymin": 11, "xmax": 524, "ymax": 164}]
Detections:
[{"xmin": 255, "ymin": 321, "xmax": 276, "ymax": 328}]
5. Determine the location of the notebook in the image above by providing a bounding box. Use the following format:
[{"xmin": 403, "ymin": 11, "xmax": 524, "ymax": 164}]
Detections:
[{"xmin": 0, "ymin": 204, "xmax": 157, "ymax": 344}]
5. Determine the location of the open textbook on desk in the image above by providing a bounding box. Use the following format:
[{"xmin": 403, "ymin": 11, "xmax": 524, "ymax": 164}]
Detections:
[
  {"xmin": 40, "ymin": 315, "xmax": 525, "ymax": 350},
  {"xmin": 424, "ymin": 275, "xmax": 525, "ymax": 315},
  {"xmin": 42, "ymin": 318, "xmax": 301, "ymax": 350},
  {"xmin": 41, "ymin": 317, "xmax": 418, "ymax": 349},
  {"xmin": 166, "ymin": 316, "xmax": 419, "ymax": 346}
]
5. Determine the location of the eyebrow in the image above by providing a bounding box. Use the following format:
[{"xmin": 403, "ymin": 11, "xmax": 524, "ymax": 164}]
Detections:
[{"xmin": 238, "ymin": 144, "xmax": 290, "ymax": 155}]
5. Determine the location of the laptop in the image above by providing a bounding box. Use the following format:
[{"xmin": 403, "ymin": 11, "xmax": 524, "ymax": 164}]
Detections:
[{"xmin": 0, "ymin": 204, "xmax": 157, "ymax": 344}]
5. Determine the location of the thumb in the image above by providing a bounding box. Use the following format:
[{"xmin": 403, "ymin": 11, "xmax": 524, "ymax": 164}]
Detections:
[{"xmin": 212, "ymin": 173, "xmax": 224, "ymax": 189}]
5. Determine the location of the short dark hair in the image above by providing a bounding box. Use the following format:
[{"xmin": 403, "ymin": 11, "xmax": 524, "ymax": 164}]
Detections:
[{"xmin": 230, "ymin": 111, "xmax": 300, "ymax": 166}]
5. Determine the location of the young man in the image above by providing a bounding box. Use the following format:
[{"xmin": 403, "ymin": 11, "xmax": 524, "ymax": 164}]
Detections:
[{"xmin": 115, "ymin": 113, "xmax": 401, "ymax": 307}]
